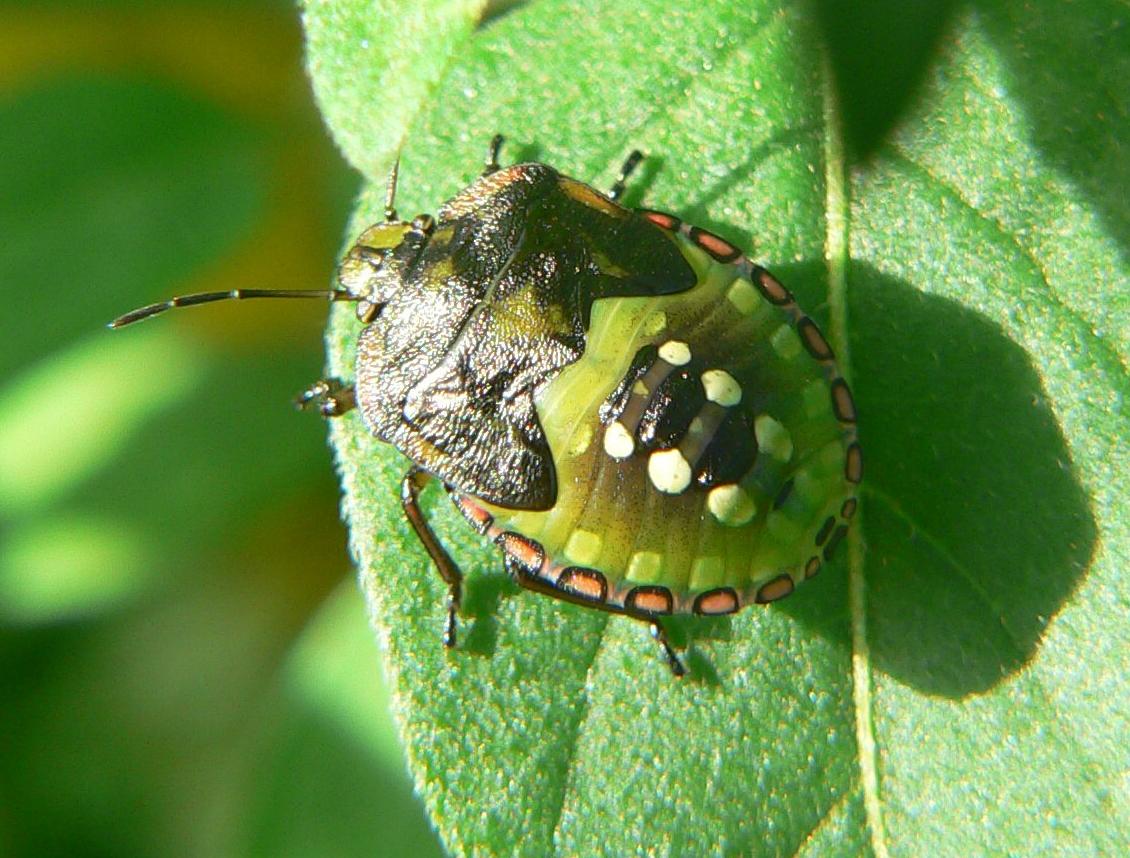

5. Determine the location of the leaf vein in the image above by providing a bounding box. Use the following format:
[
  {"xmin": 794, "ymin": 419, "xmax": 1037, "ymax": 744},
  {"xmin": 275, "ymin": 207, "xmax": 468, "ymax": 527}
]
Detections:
[
  {"xmin": 790, "ymin": 786, "xmax": 856, "ymax": 858},
  {"xmin": 822, "ymin": 48, "xmax": 890, "ymax": 858},
  {"xmin": 862, "ymin": 484, "xmax": 1027, "ymax": 656},
  {"xmin": 861, "ymin": 489, "xmax": 1113, "ymax": 812}
]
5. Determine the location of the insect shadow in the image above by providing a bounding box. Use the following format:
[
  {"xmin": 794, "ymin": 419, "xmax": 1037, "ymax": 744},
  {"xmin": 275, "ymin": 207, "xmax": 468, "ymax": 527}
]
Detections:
[
  {"xmin": 772, "ymin": 262, "xmax": 1097, "ymax": 698},
  {"xmin": 455, "ymin": 563, "xmax": 732, "ymax": 685},
  {"xmin": 664, "ymin": 615, "xmax": 730, "ymax": 687},
  {"xmin": 458, "ymin": 568, "xmax": 518, "ymax": 657}
]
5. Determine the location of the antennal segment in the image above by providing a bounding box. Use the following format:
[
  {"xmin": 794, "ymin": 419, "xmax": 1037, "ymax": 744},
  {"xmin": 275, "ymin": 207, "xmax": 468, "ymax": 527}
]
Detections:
[
  {"xmin": 108, "ymin": 288, "xmax": 360, "ymax": 329},
  {"xmin": 384, "ymin": 157, "xmax": 401, "ymax": 223}
]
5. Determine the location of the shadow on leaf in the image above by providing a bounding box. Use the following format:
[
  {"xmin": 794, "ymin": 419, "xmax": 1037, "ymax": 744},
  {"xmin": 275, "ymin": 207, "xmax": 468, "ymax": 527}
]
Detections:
[
  {"xmin": 460, "ymin": 570, "xmax": 518, "ymax": 657},
  {"xmin": 813, "ymin": 0, "xmax": 964, "ymax": 160},
  {"xmin": 975, "ymin": 0, "xmax": 1130, "ymax": 261},
  {"xmin": 779, "ymin": 263, "xmax": 1096, "ymax": 697}
]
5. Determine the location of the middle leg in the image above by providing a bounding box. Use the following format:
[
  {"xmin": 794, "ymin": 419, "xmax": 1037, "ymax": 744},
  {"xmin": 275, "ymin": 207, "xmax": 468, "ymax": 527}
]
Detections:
[
  {"xmin": 401, "ymin": 467, "xmax": 464, "ymax": 648},
  {"xmin": 608, "ymin": 150, "xmax": 644, "ymax": 202}
]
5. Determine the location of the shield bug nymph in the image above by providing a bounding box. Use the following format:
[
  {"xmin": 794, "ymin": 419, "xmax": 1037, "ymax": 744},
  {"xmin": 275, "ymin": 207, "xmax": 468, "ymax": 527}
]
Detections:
[{"xmin": 112, "ymin": 136, "xmax": 861, "ymax": 676}]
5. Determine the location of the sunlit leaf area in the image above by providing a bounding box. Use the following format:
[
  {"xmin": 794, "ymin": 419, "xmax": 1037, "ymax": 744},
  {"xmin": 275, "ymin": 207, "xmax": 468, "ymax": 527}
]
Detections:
[{"xmin": 313, "ymin": 0, "xmax": 1126, "ymax": 856}]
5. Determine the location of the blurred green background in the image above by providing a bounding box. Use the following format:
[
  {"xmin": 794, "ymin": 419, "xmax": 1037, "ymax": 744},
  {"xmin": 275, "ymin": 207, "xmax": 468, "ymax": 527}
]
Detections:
[{"xmin": 0, "ymin": 1, "xmax": 443, "ymax": 855}]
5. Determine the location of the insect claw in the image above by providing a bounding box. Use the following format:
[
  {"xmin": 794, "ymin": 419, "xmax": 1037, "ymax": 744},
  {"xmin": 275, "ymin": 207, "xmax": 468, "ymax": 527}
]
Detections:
[
  {"xmin": 609, "ymin": 149, "xmax": 645, "ymax": 201},
  {"xmin": 443, "ymin": 602, "xmax": 459, "ymax": 649},
  {"xmin": 384, "ymin": 157, "xmax": 400, "ymax": 223},
  {"xmin": 650, "ymin": 621, "xmax": 687, "ymax": 677},
  {"xmin": 295, "ymin": 379, "xmax": 355, "ymax": 417},
  {"xmin": 484, "ymin": 134, "xmax": 504, "ymax": 175}
]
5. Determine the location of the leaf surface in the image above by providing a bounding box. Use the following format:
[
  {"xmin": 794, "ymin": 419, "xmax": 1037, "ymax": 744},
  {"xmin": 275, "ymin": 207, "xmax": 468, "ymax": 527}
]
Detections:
[{"xmin": 307, "ymin": 1, "xmax": 1128, "ymax": 854}]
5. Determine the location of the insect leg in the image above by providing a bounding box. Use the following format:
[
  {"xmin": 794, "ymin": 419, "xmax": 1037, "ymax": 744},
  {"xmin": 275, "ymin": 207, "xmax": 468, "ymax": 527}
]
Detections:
[
  {"xmin": 608, "ymin": 150, "xmax": 644, "ymax": 202},
  {"xmin": 649, "ymin": 620, "xmax": 687, "ymax": 678},
  {"xmin": 383, "ymin": 157, "xmax": 400, "ymax": 223},
  {"xmin": 499, "ymin": 547, "xmax": 689, "ymax": 678},
  {"xmin": 483, "ymin": 134, "xmax": 504, "ymax": 175},
  {"xmin": 295, "ymin": 378, "xmax": 356, "ymax": 417},
  {"xmin": 401, "ymin": 467, "xmax": 463, "ymax": 648}
]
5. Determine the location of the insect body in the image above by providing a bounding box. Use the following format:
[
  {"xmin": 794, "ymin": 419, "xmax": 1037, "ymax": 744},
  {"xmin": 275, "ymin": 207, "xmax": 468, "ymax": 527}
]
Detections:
[{"xmin": 112, "ymin": 137, "xmax": 860, "ymax": 676}]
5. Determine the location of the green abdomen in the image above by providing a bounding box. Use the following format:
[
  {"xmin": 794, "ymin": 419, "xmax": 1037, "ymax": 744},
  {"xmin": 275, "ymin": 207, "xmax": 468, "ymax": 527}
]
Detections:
[{"xmin": 480, "ymin": 235, "xmax": 859, "ymax": 614}]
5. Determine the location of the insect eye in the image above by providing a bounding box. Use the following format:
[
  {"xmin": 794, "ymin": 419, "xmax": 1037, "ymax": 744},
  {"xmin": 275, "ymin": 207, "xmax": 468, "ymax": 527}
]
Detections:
[
  {"xmin": 356, "ymin": 246, "xmax": 386, "ymax": 266},
  {"xmin": 410, "ymin": 213, "xmax": 436, "ymax": 234}
]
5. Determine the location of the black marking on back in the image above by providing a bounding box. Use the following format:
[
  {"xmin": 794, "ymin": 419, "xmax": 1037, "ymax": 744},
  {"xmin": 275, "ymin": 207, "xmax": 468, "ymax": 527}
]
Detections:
[
  {"xmin": 600, "ymin": 343, "xmax": 760, "ymax": 489},
  {"xmin": 773, "ymin": 478, "xmax": 795, "ymax": 509},
  {"xmin": 823, "ymin": 525, "xmax": 849, "ymax": 561},
  {"xmin": 815, "ymin": 515, "xmax": 837, "ymax": 546},
  {"xmin": 692, "ymin": 410, "xmax": 757, "ymax": 488},
  {"xmin": 599, "ymin": 344, "xmax": 658, "ymax": 425},
  {"xmin": 637, "ymin": 368, "xmax": 703, "ymax": 451}
]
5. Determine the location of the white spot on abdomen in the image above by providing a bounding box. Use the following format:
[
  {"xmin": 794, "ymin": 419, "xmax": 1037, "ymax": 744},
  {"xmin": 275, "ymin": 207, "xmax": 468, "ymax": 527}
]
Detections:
[
  {"xmin": 754, "ymin": 414, "xmax": 793, "ymax": 461},
  {"xmin": 603, "ymin": 421, "xmax": 635, "ymax": 459},
  {"xmin": 658, "ymin": 340, "xmax": 691, "ymax": 366},
  {"xmin": 707, "ymin": 483, "xmax": 756, "ymax": 526},
  {"xmin": 701, "ymin": 369, "xmax": 742, "ymax": 406},
  {"xmin": 648, "ymin": 448, "xmax": 692, "ymax": 494}
]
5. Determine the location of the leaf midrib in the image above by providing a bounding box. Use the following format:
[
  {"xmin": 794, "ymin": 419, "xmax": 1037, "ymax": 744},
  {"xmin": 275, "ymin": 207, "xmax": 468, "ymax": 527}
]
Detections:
[{"xmin": 821, "ymin": 44, "xmax": 891, "ymax": 858}]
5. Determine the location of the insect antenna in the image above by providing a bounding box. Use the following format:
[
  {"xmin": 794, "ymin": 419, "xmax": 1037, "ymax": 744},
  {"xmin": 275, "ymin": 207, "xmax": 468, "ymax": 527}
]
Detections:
[
  {"xmin": 384, "ymin": 157, "xmax": 401, "ymax": 223},
  {"xmin": 108, "ymin": 288, "xmax": 361, "ymax": 329}
]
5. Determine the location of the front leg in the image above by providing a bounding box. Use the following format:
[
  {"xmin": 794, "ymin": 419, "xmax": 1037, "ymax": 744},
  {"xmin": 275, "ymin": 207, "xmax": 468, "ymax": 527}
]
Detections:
[
  {"xmin": 401, "ymin": 467, "xmax": 464, "ymax": 648},
  {"xmin": 295, "ymin": 377, "xmax": 356, "ymax": 417}
]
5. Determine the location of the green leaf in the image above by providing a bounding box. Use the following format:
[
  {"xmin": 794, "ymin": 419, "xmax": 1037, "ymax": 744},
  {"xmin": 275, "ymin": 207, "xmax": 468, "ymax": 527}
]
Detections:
[
  {"xmin": 308, "ymin": 0, "xmax": 1128, "ymax": 855},
  {"xmin": 303, "ymin": 0, "xmax": 488, "ymax": 174}
]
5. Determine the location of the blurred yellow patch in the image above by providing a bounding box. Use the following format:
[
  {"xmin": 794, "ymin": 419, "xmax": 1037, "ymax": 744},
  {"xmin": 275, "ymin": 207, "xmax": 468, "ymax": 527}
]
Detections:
[{"xmin": 0, "ymin": 6, "xmax": 300, "ymax": 116}]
